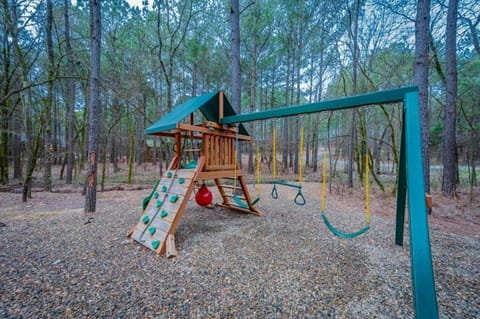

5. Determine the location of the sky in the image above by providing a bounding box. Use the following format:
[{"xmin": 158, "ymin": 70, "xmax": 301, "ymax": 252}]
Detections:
[
  {"xmin": 126, "ymin": 0, "xmax": 148, "ymax": 8},
  {"xmin": 71, "ymin": 0, "xmax": 150, "ymax": 9}
]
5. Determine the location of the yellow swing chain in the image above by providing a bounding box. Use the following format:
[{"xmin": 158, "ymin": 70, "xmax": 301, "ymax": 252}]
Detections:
[
  {"xmin": 272, "ymin": 124, "xmax": 277, "ymax": 180},
  {"xmin": 321, "ymin": 152, "xmax": 327, "ymax": 212},
  {"xmin": 256, "ymin": 142, "xmax": 261, "ymax": 195},
  {"xmin": 322, "ymin": 152, "xmax": 370, "ymax": 226},
  {"xmin": 233, "ymin": 125, "xmax": 239, "ymax": 193},
  {"xmin": 299, "ymin": 124, "xmax": 304, "ymax": 185},
  {"xmin": 365, "ymin": 152, "xmax": 371, "ymax": 225}
]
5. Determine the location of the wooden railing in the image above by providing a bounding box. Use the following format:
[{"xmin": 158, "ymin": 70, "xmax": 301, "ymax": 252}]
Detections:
[{"xmin": 204, "ymin": 134, "xmax": 236, "ymax": 171}]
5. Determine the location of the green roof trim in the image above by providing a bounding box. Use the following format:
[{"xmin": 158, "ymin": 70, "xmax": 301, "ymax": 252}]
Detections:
[{"xmin": 145, "ymin": 91, "xmax": 248, "ymax": 136}]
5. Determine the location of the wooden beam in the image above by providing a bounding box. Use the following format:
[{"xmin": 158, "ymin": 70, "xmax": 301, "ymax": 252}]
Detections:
[
  {"xmin": 219, "ymin": 91, "xmax": 224, "ymax": 121},
  {"xmin": 214, "ymin": 178, "xmax": 229, "ymax": 206},
  {"xmin": 177, "ymin": 123, "xmax": 251, "ymax": 140},
  {"xmin": 167, "ymin": 156, "xmax": 205, "ymax": 236},
  {"xmin": 215, "ymin": 203, "xmax": 262, "ymax": 216},
  {"xmin": 166, "ymin": 234, "xmax": 178, "ymax": 258},
  {"xmin": 205, "ymin": 164, "xmax": 236, "ymax": 171},
  {"xmin": 205, "ymin": 121, "xmax": 235, "ymax": 132},
  {"xmin": 196, "ymin": 169, "xmax": 243, "ymax": 181}
]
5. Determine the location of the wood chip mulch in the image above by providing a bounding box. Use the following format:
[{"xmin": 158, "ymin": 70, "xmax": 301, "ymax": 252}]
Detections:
[{"xmin": 0, "ymin": 184, "xmax": 478, "ymax": 318}]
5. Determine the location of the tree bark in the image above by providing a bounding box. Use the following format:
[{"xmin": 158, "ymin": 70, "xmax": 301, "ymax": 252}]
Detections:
[
  {"xmin": 65, "ymin": 0, "xmax": 76, "ymax": 184},
  {"xmin": 12, "ymin": 104, "xmax": 22, "ymax": 179},
  {"xmin": 84, "ymin": 0, "xmax": 102, "ymax": 213},
  {"xmin": 414, "ymin": 0, "xmax": 431, "ymax": 193},
  {"xmin": 231, "ymin": 0, "xmax": 241, "ymax": 114},
  {"xmin": 23, "ymin": 116, "xmax": 44, "ymax": 202},
  {"xmin": 1, "ymin": 0, "xmax": 13, "ymax": 184},
  {"xmin": 442, "ymin": 0, "xmax": 458, "ymax": 196},
  {"xmin": 43, "ymin": 0, "xmax": 54, "ymax": 192},
  {"xmin": 347, "ymin": 0, "xmax": 361, "ymax": 188}
]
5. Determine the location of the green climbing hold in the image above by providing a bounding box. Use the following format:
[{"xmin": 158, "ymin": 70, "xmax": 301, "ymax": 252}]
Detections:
[
  {"xmin": 162, "ymin": 185, "xmax": 168, "ymax": 192},
  {"xmin": 160, "ymin": 210, "xmax": 168, "ymax": 218},
  {"xmin": 142, "ymin": 215, "xmax": 150, "ymax": 224},
  {"xmin": 167, "ymin": 171, "xmax": 173, "ymax": 178},
  {"xmin": 170, "ymin": 194, "xmax": 179, "ymax": 203},
  {"xmin": 178, "ymin": 177, "xmax": 185, "ymax": 184},
  {"xmin": 148, "ymin": 226, "xmax": 156, "ymax": 235},
  {"xmin": 152, "ymin": 240, "xmax": 160, "ymax": 250},
  {"xmin": 156, "ymin": 200, "xmax": 163, "ymax": 208},
  {"xmin": 153, "ymin": 191, "xmax": 159, "ymax": 199},
  {"xmin": 142, "ymin": 196, "xmax": 150, "ymax": 211}
]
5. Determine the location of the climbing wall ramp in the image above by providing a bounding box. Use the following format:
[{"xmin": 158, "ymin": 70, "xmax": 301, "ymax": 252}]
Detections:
[{"xmin": 129, "ymin": 168, "xmax": 197, "ymax": 255}]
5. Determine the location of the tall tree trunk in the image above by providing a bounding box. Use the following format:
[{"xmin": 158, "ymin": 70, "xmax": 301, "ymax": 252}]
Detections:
[
  {"xmin": 1, "ymin": 0, "xmax": 13, "ymax": 184},
  {"xmin": 231, "ymin": 0, "xmax": 241, "ymax": 114},
  {"xmin": 12, "ymin": 104, "xmax": 22, "ymax": 179},
  {"xmin": 22, "ymin": 118, "xmax": 43, "ymax": 202},
  {"xmin": 0, "ymin": 114, "xmax": 8, "ymax": 184},
  {"xmin": 65, "ymin": 0, "xmax": 76, "ymax": 184},
  {"xmin": 313, "ymin": 42, "xmax": 325, "ymax": 173},
  {"xmin": 127, "ymin": 122, "xmax": 135, "ymax": 185},
  {"xmin": 347, "ymin": 0, "xmax": 361, "ymax": 188},
  {"xmin": 231, "ymin": 0, "xmax": 241, "ymax": 171},
  {"xmin": 100, "ymin": 132, "xmax": 107, "ymax": 192},
  {"xmin": 9, "ymin": 25, "xmax": 23, "ymax": 181},
  {"xmin": 442, "ymin": 0, "xmax": 458, "ymax": 196},
  {"xmin": 84, "ymin": 0, "xmax": 102, "ymax": 213},
  {"xmin": 247, "ymin": 23, "xmax": 258, "ymax": 175},
  {"xmin": 414, "ymin": 0, "xmax": 431, "ymax": 193},
  {"xmin": 52, "ymin": 94, "xmax": 58, "ymax": 165},
  {"xmin": 110, "ymin": 96, "xmax": 121, "ymax": 172},
  {"xmin": 43, "ymin": 0, "xmax": 54, "ymax": 192}
]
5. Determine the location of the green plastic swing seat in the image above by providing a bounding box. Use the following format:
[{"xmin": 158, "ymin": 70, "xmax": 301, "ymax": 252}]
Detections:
[
  {"xmin": 321, "ymin": 213, "xmax": 370, "ymax": 239},
  {"xmin": 232, "ymin": 195, "xmax": 260, "ymax": 209}
]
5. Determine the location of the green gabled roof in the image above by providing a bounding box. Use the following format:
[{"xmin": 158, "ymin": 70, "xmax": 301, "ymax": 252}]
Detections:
[{"xmin": 146, "ymin": 91, "xmax": 248, "ymax": 136}]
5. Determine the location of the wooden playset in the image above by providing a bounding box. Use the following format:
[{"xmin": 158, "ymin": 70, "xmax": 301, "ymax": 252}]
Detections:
[
  {"xmin": 128, "ymin": 86, "xmax": 439, "ymax": 317},
  {"xmin": 128, "ymin": 91, "xmax": 261, "ymax": 257}
]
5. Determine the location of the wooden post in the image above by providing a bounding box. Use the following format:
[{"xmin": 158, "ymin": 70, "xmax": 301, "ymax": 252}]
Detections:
[
  {"xmin": 219, "ymin": 91, "xmax": 224, "ymax": 121},
  {"xmin": 425, "ymin": 193, "xmax": 433, "ymax": 209},
  {"xmin": 166, "ymin": 234, "xmax": 177, "ymax": 258}
]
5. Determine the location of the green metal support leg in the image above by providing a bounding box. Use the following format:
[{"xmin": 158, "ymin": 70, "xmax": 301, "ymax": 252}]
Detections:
[
  {"xmin": 219, "ymin": 85, "xmax": 439, "ymax": 318},
  {"xmin": 405, "ymin": 92, "xmax": 439, "ymax": 318},
  {"xmin": 395, "ymin": 111, "xmax": 407, "ymax": 246}
]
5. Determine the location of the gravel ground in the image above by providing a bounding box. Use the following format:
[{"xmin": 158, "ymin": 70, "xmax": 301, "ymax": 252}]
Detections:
[{"xmin": 0, "ymin": 186, "xmax": 479, "ymax": 318}]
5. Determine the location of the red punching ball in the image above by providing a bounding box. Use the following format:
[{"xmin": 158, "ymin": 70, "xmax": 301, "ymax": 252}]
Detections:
[{"xmin": 195, "ymin": 183, "xmax": 212, "ymax": 207}]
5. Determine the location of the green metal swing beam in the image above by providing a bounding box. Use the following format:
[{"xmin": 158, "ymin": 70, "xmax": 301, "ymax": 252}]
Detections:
[{"xmin": 221, "ymin": 86, "xmax": 438, "ymax": 319}]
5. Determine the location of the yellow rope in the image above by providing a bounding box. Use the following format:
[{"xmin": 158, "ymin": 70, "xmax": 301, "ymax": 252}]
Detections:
[
  {"xmin": 272, "ymin": 126, "xmax": 277, "ymax": 180},
  {"xmin": 233, "ymin": 126, "xmax": 238, "ymax": 193},
  {"xmin": 299, "ymin": 125, "xmax": 304, "ymax": 184},
  {"xmin": 321, "ymin": 152, "xmax": 327, "ymax": 212},
  {"xmin": 256, "ymin": 143, "xmax": 261, "ymax": 195},
  {"xmin": 365, "ymin": 153, "xmax": 370, "ymax": 225}
]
